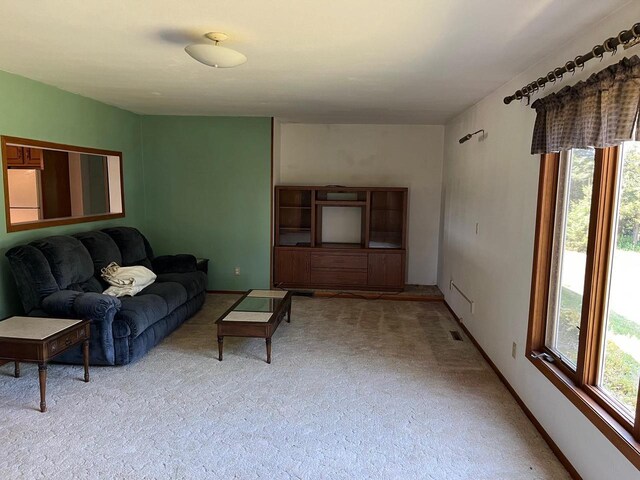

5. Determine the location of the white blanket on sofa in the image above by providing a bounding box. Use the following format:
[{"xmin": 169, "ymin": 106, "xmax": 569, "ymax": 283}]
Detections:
[{"xmin": 101, "ymin": 262, "xmax": 156, "ymax": 297}]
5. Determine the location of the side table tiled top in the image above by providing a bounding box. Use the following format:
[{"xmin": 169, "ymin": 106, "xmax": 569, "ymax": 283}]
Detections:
[{"xmin": 0, "ymin": 317, "xmax": 81, "ymax": 340}]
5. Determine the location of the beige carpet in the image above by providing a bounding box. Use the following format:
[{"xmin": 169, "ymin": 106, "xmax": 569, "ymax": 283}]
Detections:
[{"xmin": 0, "ymin": 295, "xmax": 569, "ymax": 479}]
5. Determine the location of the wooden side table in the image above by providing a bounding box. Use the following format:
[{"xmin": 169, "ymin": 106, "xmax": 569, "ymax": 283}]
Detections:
[{"xmin": 0, "ymin": 317, "xmax": 90, "ymax": 412}]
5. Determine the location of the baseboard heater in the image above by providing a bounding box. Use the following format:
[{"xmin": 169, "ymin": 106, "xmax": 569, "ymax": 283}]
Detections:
[{"xmin": 450, "ymin": 280, "xmax": 475, "ymax": 314}]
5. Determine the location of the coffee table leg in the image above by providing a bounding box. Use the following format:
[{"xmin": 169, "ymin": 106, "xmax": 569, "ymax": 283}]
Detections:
[
  {"xmin": 287, "ymin": 304, "xmax": 292, "ymax": 323},
  {"xmin": 14, "ymin": 361, "xmax": 20, "ymax": 378},
  {"xmin": 38, "ymin": 363, "xmax": 47, "ymax": 413},
  {"xmin": 218, "ymin": 336, "xmax": 224, "ymax": 361},
  {"xmin": 83, "ymin": 340, "xmax": 90, "ymax": 383},
  {"xmin": 266, "ymin": 337, "xmax": 272, "ymax": 364}
]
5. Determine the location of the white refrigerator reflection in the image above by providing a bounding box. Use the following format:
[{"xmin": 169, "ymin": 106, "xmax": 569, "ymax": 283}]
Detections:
[{"xmin": 8, "ymin": 169, "xmax": 42, "ymax": 223}]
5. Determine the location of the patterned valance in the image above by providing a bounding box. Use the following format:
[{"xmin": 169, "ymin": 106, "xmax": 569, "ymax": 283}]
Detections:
[{"xmin": 530, "ymin": 56, "xmax": 640, "ymax": 154}]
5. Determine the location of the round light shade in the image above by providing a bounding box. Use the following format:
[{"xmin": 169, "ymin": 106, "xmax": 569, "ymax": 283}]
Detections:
[{"xmin": 185, "ymin": 43, "xmax": 247, "ymax": 68}]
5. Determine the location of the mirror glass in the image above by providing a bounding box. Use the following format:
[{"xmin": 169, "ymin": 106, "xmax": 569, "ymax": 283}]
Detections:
[{"xmin": 2, "ymin": 137, "xmax": 124, "ymax": 231}]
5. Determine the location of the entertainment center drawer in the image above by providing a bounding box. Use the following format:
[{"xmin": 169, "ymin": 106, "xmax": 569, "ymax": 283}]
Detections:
[
  {"xmin": 310, "ymin": 253, "xmax": 367, "ymax": 270},
  {"xmin": 311, "ymin": 270, "xmax": 368, "ymax": 286}
]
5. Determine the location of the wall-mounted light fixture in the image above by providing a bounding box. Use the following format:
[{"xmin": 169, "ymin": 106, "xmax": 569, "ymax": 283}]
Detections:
[{"xmin": 459, "ymin": 129, "xmax": 485, "ymax": 144}]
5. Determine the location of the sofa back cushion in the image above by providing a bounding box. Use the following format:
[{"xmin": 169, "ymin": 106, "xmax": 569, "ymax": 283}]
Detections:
[
  {"xmin": 5, "ymin": 245, "xmax": 60, "ymax": 314},
  {"xmin": 102, "ymin": 227, "xmax": 154, "ymax": 269},
  {"xmin": 30, "ymin": 236, "xmax": 100, "ymax": 292},
  {"xmin": 74, "ymin": 231, "xmax": 123, "ymax": 287}
]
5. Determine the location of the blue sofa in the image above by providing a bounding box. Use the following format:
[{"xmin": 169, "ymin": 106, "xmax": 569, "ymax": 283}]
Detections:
[{"xmin": 5, "ymin": 227, "xmax": 207, "ymax": 365}]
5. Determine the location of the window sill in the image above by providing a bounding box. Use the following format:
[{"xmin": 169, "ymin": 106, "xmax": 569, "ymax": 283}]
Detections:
[{"xmin": 529, "ymin": 354, "xmax": 640, "ymax": 470}]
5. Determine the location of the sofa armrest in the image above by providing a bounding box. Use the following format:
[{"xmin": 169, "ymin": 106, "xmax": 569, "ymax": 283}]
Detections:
[
  {"xmin": 152, "ymin": 254, "xmax": 197, "ymax": 274},
  {"xmin": 42, "ymin": 290, "xmax": 121, "ymax": 320},
  {"xmin": 41, "ymin": 290, "xmax": 122, "ymax": 365}
]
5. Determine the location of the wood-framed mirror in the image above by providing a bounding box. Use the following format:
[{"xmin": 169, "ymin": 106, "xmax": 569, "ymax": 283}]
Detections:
[{"xmin": 1, "ymin": 136, "xmax": 125, "ymax": 232}]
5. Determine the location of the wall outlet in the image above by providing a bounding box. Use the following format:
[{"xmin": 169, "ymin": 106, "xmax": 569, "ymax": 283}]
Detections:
[
  {"xmin": 512, "ymin": 342, "xmax": 517, "ymax": 359},
  {"xmin": 234, "ymin": 267, "xmax": 240, "ymax": 276}
]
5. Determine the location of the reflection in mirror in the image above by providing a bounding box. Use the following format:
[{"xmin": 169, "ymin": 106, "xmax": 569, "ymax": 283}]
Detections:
[{"xmin": 2, "ymin": 137, "xmax": 124, "ymax": 232}]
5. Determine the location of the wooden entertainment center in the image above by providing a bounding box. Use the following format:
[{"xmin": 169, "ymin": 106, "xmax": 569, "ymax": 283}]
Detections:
[{"xmin": 273, "ymin": 186, "xmax": 408, "ymax": 291}]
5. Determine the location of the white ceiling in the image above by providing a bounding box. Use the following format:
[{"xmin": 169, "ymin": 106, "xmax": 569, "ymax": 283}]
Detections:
[{"xmin": 0, "ymin": 0, "xmax": 630, "ymax": 124}]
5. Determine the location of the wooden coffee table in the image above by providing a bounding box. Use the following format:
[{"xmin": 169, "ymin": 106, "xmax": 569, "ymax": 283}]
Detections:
[
  {"xmin": 0, "ymin": 317, "xmax": 90, "ymax": 412},
  {"xmin": 216, "ymin": 290, "xmax": 292, "ymax": 364}
]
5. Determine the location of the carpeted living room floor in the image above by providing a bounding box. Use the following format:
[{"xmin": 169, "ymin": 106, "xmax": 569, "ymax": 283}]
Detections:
[{"xmin": 0, "ymin": 294, "xmax": 569, "ymax": 480}]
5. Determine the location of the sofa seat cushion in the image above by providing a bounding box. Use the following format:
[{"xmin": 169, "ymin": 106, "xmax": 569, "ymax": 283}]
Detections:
[
  {"xmin": 116, "ymin": 295, "xmax": 168, "ymax": 338},
  {"xmin": 156, "ymin": 271, "xmax": 207, "ymax": 300},
  {"xmin": 139, "ymin": 282, "xmax": 187, "ymax": 314},
  {"xmin": 67, "ymin": 276, "xmax": 103, "ymax": 294}
]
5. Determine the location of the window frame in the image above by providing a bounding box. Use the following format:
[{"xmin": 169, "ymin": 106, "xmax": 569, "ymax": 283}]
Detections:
[{"xmin": 528, "ymin": 148, "xmax": 640, "ymax": 469}]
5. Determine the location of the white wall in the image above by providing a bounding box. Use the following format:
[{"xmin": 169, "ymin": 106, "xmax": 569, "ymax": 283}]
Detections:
[
  {"xmin": 276, "ymin": 123, "xmax": 444, "ymax": 285},
  {"xmin": 439, "ymin": 3, "xmax": 640, "ymax": 479}
]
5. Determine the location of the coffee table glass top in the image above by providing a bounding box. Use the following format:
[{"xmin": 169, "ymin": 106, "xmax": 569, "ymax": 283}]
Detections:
[
  {"xmin": 235, "ymin": 297, "xmax": 282, "ymax": 313},
  {"xmin": 0, "ymin": 317, "xmax": 81, "ymax": 340},
  {"xmin": 220, "ymin": 290, "xmax": 290, "ymax": 323}
]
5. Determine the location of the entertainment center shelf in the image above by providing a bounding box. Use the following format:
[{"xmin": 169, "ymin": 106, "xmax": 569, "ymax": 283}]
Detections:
[
  {"xmin": 315, "ymin": 200, "xmax": 367, "ymax": 206},
  {"xmin": 274, "ymin": 186, "xmax": 408, "ymax": 291}
]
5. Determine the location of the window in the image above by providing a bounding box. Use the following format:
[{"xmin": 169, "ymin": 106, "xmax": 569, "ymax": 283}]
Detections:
[
  {"xmin": 545, "ymin": 148, "xmax": 596, "ymax": 368},
  {"xmin": 529, "ymin": 143, "xmax": 640, "ymax": 468},
  {"xmin": 599, "ymin": 142, "xmax": 640, "ymax": 419}
]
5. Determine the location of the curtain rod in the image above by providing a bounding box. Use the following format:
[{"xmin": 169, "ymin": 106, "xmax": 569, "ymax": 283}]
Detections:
[{"xmin": 503, "ymin": 23, "xmax": 640, "ymax": 105}]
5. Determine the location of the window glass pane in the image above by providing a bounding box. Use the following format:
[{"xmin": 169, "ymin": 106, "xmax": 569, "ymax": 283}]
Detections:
[
  {"xmin": 599, "ymin": 141, "xmax": 640, "ymax": 418},
  {"xmin": 546, "ymin": 148, "xmax": 596, "ymax": 367}
]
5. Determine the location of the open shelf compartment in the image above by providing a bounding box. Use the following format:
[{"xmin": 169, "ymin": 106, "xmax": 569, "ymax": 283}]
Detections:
[{"xmin": 316, "ymin": 190, "xmax": 367, "ymax": 203}]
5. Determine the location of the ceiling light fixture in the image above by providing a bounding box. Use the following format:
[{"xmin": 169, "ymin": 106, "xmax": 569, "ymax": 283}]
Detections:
[{"xmin": 185, "ymin": 32, "xmax": 247, "ymax": 68}]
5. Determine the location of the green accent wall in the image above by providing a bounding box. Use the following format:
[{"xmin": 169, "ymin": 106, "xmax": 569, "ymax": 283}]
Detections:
[
  {"xmin": 0, "ymin": 69, "xmax": 273, "ymax": 315},
  {"xmin": 141, "ymin": 116, "xmax": 272, "ymax": 291},
  {"xmin": 0, "ymin": 70, "xmax": 145, "ymax": 317}
]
